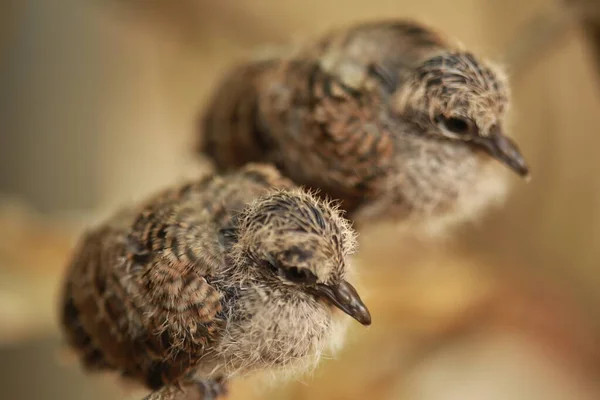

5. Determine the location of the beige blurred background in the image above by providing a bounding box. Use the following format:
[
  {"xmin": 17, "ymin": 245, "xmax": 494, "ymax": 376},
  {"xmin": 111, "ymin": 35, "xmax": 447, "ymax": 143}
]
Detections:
[{"xmin": 1, "ymin": 0, "xmax": 600, "ymax": 399}]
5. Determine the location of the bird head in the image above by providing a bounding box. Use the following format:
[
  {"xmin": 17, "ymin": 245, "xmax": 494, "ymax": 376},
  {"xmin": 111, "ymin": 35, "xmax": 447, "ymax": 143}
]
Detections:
[
  {"xmin": 393, "ymin": 51, "xmax": 529, "ymax": 178},
  {"xmin": 225, "ymin": 189, "xmax": 371, "ymax": 326}
]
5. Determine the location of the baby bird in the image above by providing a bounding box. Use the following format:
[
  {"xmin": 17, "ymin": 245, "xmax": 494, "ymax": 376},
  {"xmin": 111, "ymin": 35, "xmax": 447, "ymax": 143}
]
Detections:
[
  {"xmin": 60, "ymin": 163, "xmax": 370, "ymax": 400},
  {"xmin": 199, "ymin": 19, "xmax": 530, "ymax": 234}
]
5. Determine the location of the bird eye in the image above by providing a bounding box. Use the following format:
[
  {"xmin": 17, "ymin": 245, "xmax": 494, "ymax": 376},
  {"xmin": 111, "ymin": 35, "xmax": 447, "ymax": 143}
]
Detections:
[
  {"xmin": 437, "ymin": 116, "xmax": 472, "ymax": 135},
  {"xmin": 283, "ymin": 267, "xmax": 318, "ymax": 284},
  {"xmin": 263, "ymin": 259, "xmax": 280, "ymax": 274}
]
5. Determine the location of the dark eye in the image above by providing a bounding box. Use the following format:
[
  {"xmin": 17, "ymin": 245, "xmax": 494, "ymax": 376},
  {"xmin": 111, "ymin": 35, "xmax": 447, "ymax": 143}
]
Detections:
[
  {"xmin": 263, "ymin": 258, "xmax": 280, "ymax": 274},
  {"xmin": 283, "ymin": 267, "xmax": 317, "ymax": 284},
  {"xmin": 437, "ymin": 116, "xmax": 471, "ymax": 135}
]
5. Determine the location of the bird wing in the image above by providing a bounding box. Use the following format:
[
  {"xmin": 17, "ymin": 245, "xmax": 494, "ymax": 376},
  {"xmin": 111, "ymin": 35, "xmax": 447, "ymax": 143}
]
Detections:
[
  {"xmin": 252, "ymin": 21, "xmax": 448, "ymax": 210},
  {"xmin": 62, "ymin": 184, "xmax": 226, "ymax": 388},
  {"xmin": 198, "ymin": 21, "xmax": 448, "ymax": 213},
  {"xmin": 250, "ymin": 53, "xmax": 395, "ymax": 213}
]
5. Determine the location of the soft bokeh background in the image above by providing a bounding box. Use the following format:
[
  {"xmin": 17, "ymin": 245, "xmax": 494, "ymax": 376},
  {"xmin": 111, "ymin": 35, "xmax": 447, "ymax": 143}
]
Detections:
[{"xmin": 1, "ymin": 0, "xmax": 600, "ymax": 399}]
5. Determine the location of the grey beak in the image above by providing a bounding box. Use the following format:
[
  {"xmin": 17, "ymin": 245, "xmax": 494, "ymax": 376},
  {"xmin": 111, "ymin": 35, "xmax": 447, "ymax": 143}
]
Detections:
[
  {"xmin": 311, "ymin": 281, "xmax": 371, "ymax": 326},
  {"xmin": 473, "ymin": 126, "xmax": 530, "ymax": 179}
]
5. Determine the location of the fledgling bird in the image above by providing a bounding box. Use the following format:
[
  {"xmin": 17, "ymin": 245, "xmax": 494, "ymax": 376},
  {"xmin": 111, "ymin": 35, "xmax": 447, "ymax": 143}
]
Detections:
[
  {"xmin": 59, "ymin": 163, "xmax": 370, "ymax": 400},
  {"xmin": 199, "ymin": 19, "xmax": 530, "ymax": 234}
]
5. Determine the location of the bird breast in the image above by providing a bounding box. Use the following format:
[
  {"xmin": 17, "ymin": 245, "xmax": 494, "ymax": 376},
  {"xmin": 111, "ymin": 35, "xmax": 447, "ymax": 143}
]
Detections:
[
  {"xmin": 208, "ymin": 283, "xmax": 349, "ymax": 380},
  {"xmin": 353, "ymin": 135, "xmax": 509, "ymax": 235}
]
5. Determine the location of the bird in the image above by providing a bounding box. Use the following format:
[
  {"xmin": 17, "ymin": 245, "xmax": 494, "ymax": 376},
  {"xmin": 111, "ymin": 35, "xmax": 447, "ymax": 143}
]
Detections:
[
  {"xmin": 59, "ymin": 163, "xmax": 370, "ymax": 400},
  {"xmin": 198, "ymin": 19, "xmax": 530, "ymax": 235}
]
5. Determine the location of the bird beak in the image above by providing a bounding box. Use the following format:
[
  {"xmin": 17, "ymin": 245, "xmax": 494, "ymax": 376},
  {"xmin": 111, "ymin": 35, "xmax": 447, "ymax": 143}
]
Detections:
[
  {"xmin": 310, "ymin": 281, "xmax": 372, "ymax": 326},
  {"xmin": 473, "ymin": 126, "xmax": 530, "ymax": 179}
]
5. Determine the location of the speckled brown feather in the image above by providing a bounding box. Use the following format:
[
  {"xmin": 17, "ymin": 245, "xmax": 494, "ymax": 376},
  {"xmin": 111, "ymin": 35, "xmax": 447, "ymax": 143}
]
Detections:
[
  {"xmin": 60, "ymin": 165, "xmax": 295, "ymax": 393},
  {"xmin": 199, "ymin": 20, "xmax": 522, "ymax": 233},
  {"xmin": 60, "ymin": 163, "xmax": 364, "ymax": 400},
  {"xmin": 199, "ymin": 21, "xmax": 450, "ymax": 212}
]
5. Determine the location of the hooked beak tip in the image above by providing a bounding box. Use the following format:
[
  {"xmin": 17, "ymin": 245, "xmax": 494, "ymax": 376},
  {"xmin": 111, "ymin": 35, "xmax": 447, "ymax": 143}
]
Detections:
[
  {"xmin": 474, "ymin": 128, "xmax": 531, "ymax": 181},
  {"xmin": 349, "ymin": 305, "xmax": 372, "ymax": 326},
  {"xmin": 358, "ymin": 310, "xmax": 372, "ymax": 326},
  {"xmin": 512, "ymin": 161, "xmax": 530, "ymax": 180},
  {"xmin": 311, "ymin": 281, "xmax": 372, "ymax": 327}
]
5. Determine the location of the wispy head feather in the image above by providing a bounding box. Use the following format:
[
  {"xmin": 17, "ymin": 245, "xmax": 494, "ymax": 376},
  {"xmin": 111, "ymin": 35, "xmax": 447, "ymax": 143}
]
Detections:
[{"xmin": 395, "ymin": 51, "xmax": 509, "ymax": 135}]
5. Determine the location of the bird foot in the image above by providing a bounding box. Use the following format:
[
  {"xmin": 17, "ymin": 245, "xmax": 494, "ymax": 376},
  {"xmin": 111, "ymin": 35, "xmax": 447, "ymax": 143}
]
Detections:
[
  {"xmin": 141, "ymin": 378, "xmax": 227, "ymax": 400},
  {"xmin": 192, "ymin": 376, "xmax": 228, "ymax": 400}
]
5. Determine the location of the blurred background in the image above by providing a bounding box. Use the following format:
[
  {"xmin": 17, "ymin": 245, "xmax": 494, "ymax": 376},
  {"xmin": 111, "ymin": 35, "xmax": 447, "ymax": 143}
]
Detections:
[{"xmin": 1, "ymin": 0, "xmax": 600, "ymax": 399}]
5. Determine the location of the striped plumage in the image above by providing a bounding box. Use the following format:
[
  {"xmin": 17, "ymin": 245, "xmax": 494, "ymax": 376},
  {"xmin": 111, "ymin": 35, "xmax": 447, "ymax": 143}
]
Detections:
[
  {"xmin": 60, "ymin": 163, "xmax": 369, "ymax": 400},
  {"xmin": 199, "ymin": 20, "xmax": 529, "ymax": 234}
]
